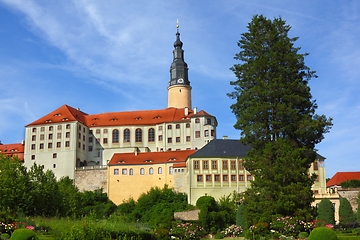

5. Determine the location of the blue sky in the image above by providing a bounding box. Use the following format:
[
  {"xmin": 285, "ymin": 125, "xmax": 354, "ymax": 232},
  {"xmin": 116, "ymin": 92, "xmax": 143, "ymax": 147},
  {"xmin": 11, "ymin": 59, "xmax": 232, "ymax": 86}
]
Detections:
[{"xmin": 0, "ymin": 0, "xmax": 359, "ymax": 178}]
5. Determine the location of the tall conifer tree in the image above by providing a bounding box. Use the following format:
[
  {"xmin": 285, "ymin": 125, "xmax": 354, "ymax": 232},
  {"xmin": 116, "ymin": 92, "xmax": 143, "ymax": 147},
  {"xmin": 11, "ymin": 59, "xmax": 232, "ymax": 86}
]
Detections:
[{"xmin": 228, "ymin": 15, "xmax": 332, "ymax": 225}]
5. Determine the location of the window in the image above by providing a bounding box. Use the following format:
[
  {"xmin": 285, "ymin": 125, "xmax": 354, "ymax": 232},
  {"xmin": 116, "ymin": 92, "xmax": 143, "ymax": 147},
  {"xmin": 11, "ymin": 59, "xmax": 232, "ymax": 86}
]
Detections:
[
  {"xmin": 167, "ymin": 125, "xmax": 172, "ymax": 130},
  {"xmin": 195, "ymin": 118, "xmax": 200, "ymax": 123},
  {"xmin": 195, "ymin": 131, "xmax": 200, "ymax": 138},
  {"xmin": 314, "ymin": 161, "xmax": 319, "ymax": 170},
  {"xmin": 66, "ymin": 124, "xmax": 70, "ymax": 129},
  {"xmin": 186, "ymin": 123, "xmax": 190, "ymax": 128},
  {"xmin": 149, "ymin": 168, "xmax": 154, "ymax": 175},
  {"xmin": 83, "ymin": 135, "xmax": 85, "ymax": 141},
  {"xmin": 31, "ymin": 155, "xmax": 35, "ymax": 160},
  {"xmin": 88, "ymin": 146, "xmax": 93, "ymax": 151},
  {"xmin": 49, "ymin": 126, "xmax": 53, "ymax": 131},
  {"xmin": 239, "ymin": 175, "xmax": 244, "ymax": 181},
  {"xmin": 211, "ymin": 160, "xmax": 217, "ymax": 170},
  {"xmin": 82, "ymin": 144, "xmax": 85, "ymax": 150},
  {"xmin": 65, "ymin": 141, "xmax": 70, "ymax": 147},
  {"xmin": 239, "ymin": 160, "xmax": 244, "ymax": 169},
  {"xmin": 158, "ymin": 135, "xmax": 163, "ymax": 141},
  {"xmin": 231, "ymin": 175, "xmax": 237, "ymax": 181},
  {"xmin": 53, "ymin": 164, "xmax": 56, "ymax": 168},
  {"xmin": 122, "ymin": 169, "xmax": 127, "ymax": 175},
  {"xmin": 167, "ymin": 137, "xmax": 172, "ymax": 143},
  {"xmin": 41, "ymin": 127, "xmax": 45, "ymax": 132},
  {"xmin": 129, "ymin": 168, "xmax": 134, "ymax": 175},
  {"xmin": 135, "ymin": 128, "xmax": 142, "ymax": 142},
  {"xmin": 114, "ymin": 169, "xmax": 119, "ymax": 175},
  {"xmin": 315, "ymin": 175, "xmax": 319, "ymax": 182},
  {"xmin": 53, "ymin": 153, "xmax": 57, "ymax": 158},
  {"xmin": 89, "ymin": 137, "xmax": 93, "ymax": 142},
  {"xmin": 176, "ymin": 137, "xmax": 180, "ymax": 142},
  {"xmin": 206, "ymin": 175, "xmax": 212, "ymax": 182},
  {"xmin": 169, "ymin": 166, "xmax": 173, "ymax": 175},
  {"xmin": 176, "ymin": 124, "xmax": 180, "ymax": 129},
  {"xmin": 32, "ymin": 135, "xmax": 36, "ymax": 141},
  {"xmin": 148, "ymin": 128, "xmax": 155, "ymax": 142},
  {"xmin": 211, "ymin": 130, "xmax": 215, "ymax": 137},
  {"xmin": 57, "ymin": 133, "xmax": 61, "ymax": 139},
  {"xmin": 214, "ymin": 175, "xmax": 220, "ymax": 182},
  {"xmin": 103, "ymin": 138, "xmax": 108, "ymax": 144},
  {"xmin": 207, "ymin": 118, "xmax": 211, "ymax": 124},
  {"xmin": 40, "ymin": 143, "xmax": 44, "ymax": 149},
  {"xmin": 194, "ymin": 160, "xmax": 200, "ymax": 170},
  {"xmin": 140, "ymin": 168, "xmax": 145, "ymax": 175},
  {"xmin": 78, "ymin": 142, "xmax": 81, "ymax": 148},
  {"xmin": 40, "ymin": 134, "xmax": 44, "ymax": 140},
  {"xmin": 66, "ymin": 132, "xmax": 70, "ymax": 138},
  {"xmin": 103, "ymin": 129, "xmax": 108, "ymax": 134},
  {"xmin": 124, "ymin": 129, "xmax": 130, "ymax": 142},
  {"xmin": 56, "ymin": 142, "xmax": 61, "ymax": 148},
  {"xmin": 223, "ymin": 175, "xmax": 228, "ymax": 181},
  {"xmin": 203, "ymin": 160, "xmax": 209, "ymax": 170},
  {"xmin": 49, "ymin": 134, "xmax": 53, "ymax": 140},
  {"xmin": 96, "ymin": 129, "xmax": 101, "ymax": 134},
  {"xmin": 158, "ymin": 126, "xmax": 163, "ymax": 131},
  {"xmin": 48, "ymin": 143, "xmax": 52, "ymax": 148},
  {"xmin": 204, "ymin": 130, "xmax": 209, "ymax": 137},
  {"xmin": 230, "ymin": 160, "xmax": 236, "ymax": 170},
  {"xmin": 79, "ymin": 125, "xmax": 81, "ymax": 130},
  {"xmin": 78, "ymin": 133, "xmax": 81, "ymax": 139},
  {"xmin": 197, "ymin": 175, "xmax": 203, "ymax": 182},
  {"xmin": 57, "ymin": 125, "xmax": 62, "ymax": 130},
  {"xmin": 112, "ymin": 129, "xmax": 119, "ymax": 143},
  {"xmin": 222, "ymin": 160, "xmax": 228, "ymax": 170},
  {"xmin": 158, "ymin": 167, "xmax": 162, "ymax": 174},
  {"xmin": 31, "ymin": 144, "xmax": 35, "ymax": 150},
  {"xmin": 32, "ymin": 128, "xmax": 37, "ymax": 132},
  {"xmin": 186, "ymin": 136, "xmax": 191, "ymax": 142},
  {"xmin": 247, "ymin": 175, "xmax": 253, "ymax": 181}
]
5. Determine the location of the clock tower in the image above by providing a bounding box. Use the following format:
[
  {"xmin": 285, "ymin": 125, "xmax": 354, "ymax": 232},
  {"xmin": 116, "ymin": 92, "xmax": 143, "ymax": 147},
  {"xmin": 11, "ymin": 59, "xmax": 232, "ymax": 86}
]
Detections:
[{"xmin": 167, "ymin": 23, "xmax": 192, "ymax": 109}]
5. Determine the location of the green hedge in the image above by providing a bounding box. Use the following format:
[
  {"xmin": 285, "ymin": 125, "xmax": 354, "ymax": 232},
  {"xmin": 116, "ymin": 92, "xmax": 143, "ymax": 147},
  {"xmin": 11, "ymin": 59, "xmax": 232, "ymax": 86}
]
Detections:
[
  {"xmin": 9, "ymin": 229, "xmax": 38, "ymax": 240},
  {"xmin": 309, "ymin": 227, "xmax": 337, "ymax": 240}
]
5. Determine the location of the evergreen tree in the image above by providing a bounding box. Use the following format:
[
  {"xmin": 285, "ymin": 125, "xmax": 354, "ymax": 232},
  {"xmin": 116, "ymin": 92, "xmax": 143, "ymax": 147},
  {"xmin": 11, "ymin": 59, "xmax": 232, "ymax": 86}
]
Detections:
[
  {"xmin": 357, "ymin": 193, "xmax": 360, "ymax": 223},
  {"xmin": 236, "ymin": 204, "xmax": 246, "ymax": 230},
  {"xmin": 317, "ymin": 198, "xmax": 335, "ymax": 225},
  {"xmin": 228, "ymin": 15, "xmax": 332, "ymax": 225},
  {"xmin": 339, "ymin": 197, "xmax": 356, "ymax": 226}
]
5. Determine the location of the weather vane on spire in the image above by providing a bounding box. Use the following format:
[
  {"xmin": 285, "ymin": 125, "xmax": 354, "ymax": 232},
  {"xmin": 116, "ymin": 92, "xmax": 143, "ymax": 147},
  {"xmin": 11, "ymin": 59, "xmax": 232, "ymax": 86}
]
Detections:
[{"xmin": 176, "ymin": 19, "xmax": 179, "ymax": 32}]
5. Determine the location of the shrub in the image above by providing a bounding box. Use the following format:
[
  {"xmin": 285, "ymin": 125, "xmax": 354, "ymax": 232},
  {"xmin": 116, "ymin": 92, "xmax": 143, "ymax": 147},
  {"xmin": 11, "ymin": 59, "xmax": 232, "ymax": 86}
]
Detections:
[
  {"xmin": 339, "ymin": 198, "xmax": 356, "ymax": 226},
  {"xmin": 9, "ymin": 228, "xmax": 38, "ymax": 240},
  {"xmin": 1, "ymin": 233, "xmax": 10, "ymax": 240},
  {"xmin": 214, "ymin": 232, "xmax": 224, "ymax": 239},
  {"xmin": 298, "ymin": 231, "xmax": 308, "ymax": 239},
  {"xmin": 236, "ymin": 204, "xmax": 246, "ymax": 230},
  {"xmin": 317, "ymin": 198, "xmax": 335, "ymax": 225},
  {"xmin": 308, "ymin": 227, "xmax": 337, "ymax": 240}
]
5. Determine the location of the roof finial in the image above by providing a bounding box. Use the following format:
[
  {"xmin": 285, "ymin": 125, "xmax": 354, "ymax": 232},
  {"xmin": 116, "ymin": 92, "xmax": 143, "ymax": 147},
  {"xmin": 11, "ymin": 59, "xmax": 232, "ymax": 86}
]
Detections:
[{"xmin": 176, "ymin": 19, "xmax": 179, "ymax": 32}]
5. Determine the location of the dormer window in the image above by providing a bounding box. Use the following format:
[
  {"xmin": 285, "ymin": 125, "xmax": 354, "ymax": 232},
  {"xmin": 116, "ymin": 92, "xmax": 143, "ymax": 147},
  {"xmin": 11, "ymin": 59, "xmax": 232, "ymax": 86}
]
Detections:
[
  {"xmin": 144, "ymin": 159, "xmax": 152, "ymax": 163},
  {"xmin": 93, "ymin": 118, "xmax": 99, "ymax": 121},
  {"xmin": 62, "ymin": 118, "xmax": 69, "ymax": 121},
  {"xmin": 54, "ymin": 113, "xmax": 61, "ymax": 117},
  {"xmin": 45, "ymin": 120, "xmax": 52, "ymax": 123},
  {"xmin": 135, "ymin": 117, "xmax": 142, "ymax": 120},
  {"xmin": 110, "ymin": 118, "xmax": 117, "ymax": 121}
]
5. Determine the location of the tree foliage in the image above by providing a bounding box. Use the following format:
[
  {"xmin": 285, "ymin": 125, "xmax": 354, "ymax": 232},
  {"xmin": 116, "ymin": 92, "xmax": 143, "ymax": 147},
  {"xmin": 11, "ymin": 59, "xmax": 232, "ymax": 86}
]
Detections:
[
  {"xmin": 228, "ymin": 15, "xmax": 332, "ymax": 225},
  {"xmin": 236, "ymin": 204, "xmax": 246, "ymax": 230},
  {"xmin": 317, "ymin": 198, "xmax": 335, "ymax": 225},
  {"xmin": 339, "ymin": 197, "xmax": 356, "ymax": 226},
  {"xmin": 341, "ymin": 180, "xmax": 360, "ymax": 188}
]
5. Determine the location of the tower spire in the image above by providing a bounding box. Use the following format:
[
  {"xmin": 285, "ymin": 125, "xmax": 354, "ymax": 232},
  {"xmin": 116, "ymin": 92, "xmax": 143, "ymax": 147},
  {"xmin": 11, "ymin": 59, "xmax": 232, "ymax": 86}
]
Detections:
[{"xmin": 167, "ymin": 21, "xmax": 192, "ymax": 109}]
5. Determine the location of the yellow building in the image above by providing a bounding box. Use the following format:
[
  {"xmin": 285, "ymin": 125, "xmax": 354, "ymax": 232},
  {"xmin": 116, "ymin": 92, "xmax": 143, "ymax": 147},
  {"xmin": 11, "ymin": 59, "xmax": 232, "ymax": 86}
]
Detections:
[{"xmin": 108, "ymin": 149, "xmax": 195, "ymax": 205}]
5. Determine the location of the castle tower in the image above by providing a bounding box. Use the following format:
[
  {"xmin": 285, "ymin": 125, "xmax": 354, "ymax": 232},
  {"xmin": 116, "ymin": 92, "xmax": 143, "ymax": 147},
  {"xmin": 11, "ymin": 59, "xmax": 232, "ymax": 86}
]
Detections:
[{"xmin": 167, "ymin": 22, "xmax": 192, "ymax": 109}]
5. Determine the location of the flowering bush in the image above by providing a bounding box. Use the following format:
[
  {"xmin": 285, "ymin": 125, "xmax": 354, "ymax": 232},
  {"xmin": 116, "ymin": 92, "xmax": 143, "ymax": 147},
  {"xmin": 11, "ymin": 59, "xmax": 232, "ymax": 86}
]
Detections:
[
  {"xmin": 298, "ymin": 220, "xmax": 315, "ymax": 232},
  {"xmin": 221, "ymin": 224, "xmax": 242, "ymax": 237},
  {"xmin": 270, "ymin": 216, "xmax": 298, "ymax": 236},
  {"xmin": 0, "ymin": 222, "xmax": 15, "ymax": 234},
  {"xmin": 170, "ymin": 222, "xmax": 205, "ymax": 240}
]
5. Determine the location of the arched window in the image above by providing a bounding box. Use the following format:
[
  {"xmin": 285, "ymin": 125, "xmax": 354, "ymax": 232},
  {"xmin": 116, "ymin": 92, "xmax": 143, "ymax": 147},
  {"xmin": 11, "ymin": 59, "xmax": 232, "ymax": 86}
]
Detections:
[
  {"xmin": 158, "ymin": 167, "xmax": 162, "ymax": 174},
  {"xmin": 195, "ymin": 118, "xmax": 200, "ymax": 123},
  {"xmin": 169, "ymin": 166, "xmax": 173, "ymax": 175},
  {"xmin": 135, "ymin": 128, "xmax": 142, "ymax": 142},
  {"xmin": 140, "ymin": 168, "xmax": 145, "ymax": 175},
  {"xmin": 207, "ymin": 118, "xmax": 211, "ymax": 124},
  {"xmin": 149, "ymin": 167, "xmax": 154, "ymax": 175},
  {"xmin": 129, "ymin": 168, "xmax": 134, "ymax": 175},
  {"xmin": 148, "ymin": 128, "xmax": 155, "ymax": 142},
  {"xmin": 112, "ymin": 129, "xmax": 119, "ymax": 143},
  {"xmin": 124, "ymin": 129, "xmax": 130, "ymax": 142}
]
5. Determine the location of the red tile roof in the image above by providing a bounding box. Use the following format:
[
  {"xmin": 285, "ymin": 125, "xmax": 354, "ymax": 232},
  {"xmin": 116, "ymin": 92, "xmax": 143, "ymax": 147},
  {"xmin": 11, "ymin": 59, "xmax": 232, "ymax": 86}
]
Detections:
[
  {"xmin": 26, "ymin": 105, "xmax": 216, "ymax": 127},
  {"xmin": 108, "ymin": 149, "xmax": 196, "ymax": 166},
  {"xmin": 0, "ymin": 143, "xmax": 24, "ymax": 161},
  {"xmin": 26, "ymin": 104, "xmax": 88, "ymax": 126},
  {"xmin": 326, "ymin": 172, "xmax": 360, "ymax": 187}
]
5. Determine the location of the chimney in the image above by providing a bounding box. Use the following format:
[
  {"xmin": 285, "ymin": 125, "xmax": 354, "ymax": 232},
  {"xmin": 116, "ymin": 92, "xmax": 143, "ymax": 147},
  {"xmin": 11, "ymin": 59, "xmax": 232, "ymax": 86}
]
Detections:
[
  {"xmin": 21, "ymin": 140, "xmax": 25, "ymax": 145},
  {"xmin": 184, "ymin": 107, "xmax": 189, "ymax": 116},
  {"xmin": 193, "ymin": 107, "xmax": 197, "ymax": 114},
  {"xmin": 134, "ymin": 147, "xmax": 140, "ymax": 156},
  {"xmin": 222, "ymin": 136, "xmax": 228, "ymax": 140}
]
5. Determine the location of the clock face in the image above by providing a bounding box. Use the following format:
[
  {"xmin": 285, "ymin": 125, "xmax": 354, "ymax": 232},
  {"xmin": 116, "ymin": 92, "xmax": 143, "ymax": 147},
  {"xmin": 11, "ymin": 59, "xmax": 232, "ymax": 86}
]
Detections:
[{"xmin": 177, "ymin": 78, "xmax": 184, "ymax": 83}]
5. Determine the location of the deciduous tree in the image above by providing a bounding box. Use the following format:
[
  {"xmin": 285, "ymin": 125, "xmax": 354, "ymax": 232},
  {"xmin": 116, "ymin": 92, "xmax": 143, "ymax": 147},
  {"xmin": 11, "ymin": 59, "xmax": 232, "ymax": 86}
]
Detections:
[{"xmin": 228, "ymin": 15, "xmax": 332, "ymax": 225}]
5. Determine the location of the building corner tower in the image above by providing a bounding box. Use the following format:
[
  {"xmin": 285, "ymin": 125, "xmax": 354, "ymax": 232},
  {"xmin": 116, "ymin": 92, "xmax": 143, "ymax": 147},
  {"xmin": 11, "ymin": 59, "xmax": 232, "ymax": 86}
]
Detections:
[{"xmin": 167, "ymin": 23, "xmax": 192, "ymax": 109}]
